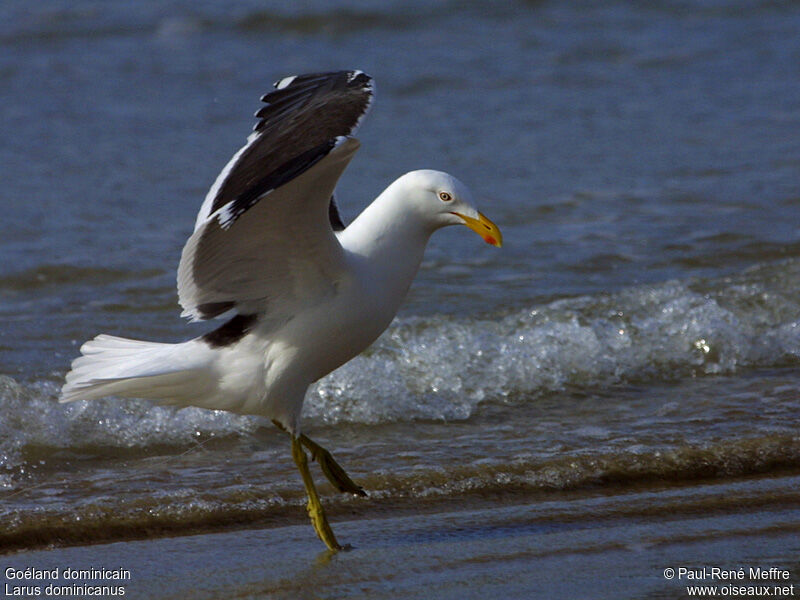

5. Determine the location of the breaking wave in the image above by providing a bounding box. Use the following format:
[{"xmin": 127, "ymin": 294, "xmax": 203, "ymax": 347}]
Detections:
[
  {"xmin": 306, "ymin": 258, "xmax": 800, "ymax": 423},
  {"xmin": 2, "ymin": 259, "xmax": 799, "ymax": 481}
]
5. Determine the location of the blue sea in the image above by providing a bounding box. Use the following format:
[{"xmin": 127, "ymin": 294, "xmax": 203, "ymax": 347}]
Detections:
[{"xmin": 1, "ymin": 1, "xmax": 799, "ymax": 598}]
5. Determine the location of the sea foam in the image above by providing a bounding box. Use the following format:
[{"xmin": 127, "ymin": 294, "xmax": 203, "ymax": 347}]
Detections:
[{"xmin": 2, "ymin": 260, "xmax": 799, "ymax": 480}]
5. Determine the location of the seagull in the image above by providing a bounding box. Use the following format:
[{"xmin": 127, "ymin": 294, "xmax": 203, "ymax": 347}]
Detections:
[{"xmin": 60, "ymin": 70, "xmax": 502, "ymax": 551}]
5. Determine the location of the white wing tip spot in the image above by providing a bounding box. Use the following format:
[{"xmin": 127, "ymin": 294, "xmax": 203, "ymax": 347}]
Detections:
[
  {"xmin": 274, "ymin": 75, "xmax": 297, "ymax": 90},
  {"xmin": 217, "ymin": 204, "xmax": 237, "ymax": 230}
]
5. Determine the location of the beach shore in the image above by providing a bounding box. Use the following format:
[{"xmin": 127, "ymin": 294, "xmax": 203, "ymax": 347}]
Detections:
[{"xmin": 4, "ymin": 472, "xmax": 799, "ymax": 599}]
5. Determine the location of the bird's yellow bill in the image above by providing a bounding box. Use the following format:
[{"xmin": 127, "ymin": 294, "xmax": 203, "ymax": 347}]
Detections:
[{"xmin": 453, "ymin": 211, "xmax": 503, "ymax": 247}]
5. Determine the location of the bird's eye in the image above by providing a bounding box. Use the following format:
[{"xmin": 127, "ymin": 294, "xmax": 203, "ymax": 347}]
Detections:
[{"xmin": 438, "ymin": 191, "xmax": 453, "ymax": 202}]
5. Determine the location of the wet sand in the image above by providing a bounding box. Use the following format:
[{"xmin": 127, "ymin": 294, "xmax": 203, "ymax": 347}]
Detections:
[{"xmin": 4, "ymin": 472, "xmax": 799, "ymax": 599}]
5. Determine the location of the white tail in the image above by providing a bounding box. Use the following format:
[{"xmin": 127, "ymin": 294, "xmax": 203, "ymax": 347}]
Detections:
[{"xmin": 60, "ymin": 334, "xmax": 215, "ymax": 405}]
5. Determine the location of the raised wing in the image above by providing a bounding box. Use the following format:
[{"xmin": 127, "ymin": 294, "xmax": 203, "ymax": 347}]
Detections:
[{"xmin": 178, "ymin": 70, "xmax": 373, "ymax": 321}]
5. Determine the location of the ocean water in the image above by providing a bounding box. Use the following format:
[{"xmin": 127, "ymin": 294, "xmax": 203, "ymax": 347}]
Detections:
[{"xmin": 2, "ymin": 1, "xmax": 800, "ymax": 597}]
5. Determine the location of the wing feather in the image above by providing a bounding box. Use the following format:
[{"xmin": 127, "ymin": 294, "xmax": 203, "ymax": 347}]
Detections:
[
  {"xmin": 178, "ymin": 70, "xmax": 373, "ymax": 322},
  {"xmin": 179, "ymin": 137, "xmax": 360, "ymax": 321},
  {"xmin": 195, "ymin": 70, "xmax": 373, "ymax": 227}
]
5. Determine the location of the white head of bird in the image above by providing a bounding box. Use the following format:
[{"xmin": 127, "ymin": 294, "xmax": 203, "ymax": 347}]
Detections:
[{"xmin": 367, "ymin": 169, "xmax": 503, "ymax": 248}]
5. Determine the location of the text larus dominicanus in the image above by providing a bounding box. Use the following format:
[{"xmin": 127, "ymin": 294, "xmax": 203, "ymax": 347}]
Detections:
[{"xmin": 61, "ymin": 70, "xmax": 503, "ymax": 550}]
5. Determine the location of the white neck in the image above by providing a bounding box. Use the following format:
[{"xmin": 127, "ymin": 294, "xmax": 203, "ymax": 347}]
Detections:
[{"xmin": 339, "ymin": 181, "xmax": 434, "ymax": 307}]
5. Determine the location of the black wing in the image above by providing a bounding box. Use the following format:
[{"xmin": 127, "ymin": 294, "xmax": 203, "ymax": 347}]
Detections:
[
  {"xmin": 197, "ymin": 70, "xmax": 373, "ymax": 228},
  {"xmin": 179, "ymin": 71, "xmax": 372, "ymax": 321}
]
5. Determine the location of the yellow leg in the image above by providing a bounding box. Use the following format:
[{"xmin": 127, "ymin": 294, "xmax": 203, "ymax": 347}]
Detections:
[
  {"xmin": 299, "ymin": 434, "xmax": 367, "ymax": 497},
  {"xmin": 291, "ymin": 436, "xmax": 342, "ymax": 551},
  {"xmin": 272, "ymin": 420, "xmax": 366, "ymax": 497}
]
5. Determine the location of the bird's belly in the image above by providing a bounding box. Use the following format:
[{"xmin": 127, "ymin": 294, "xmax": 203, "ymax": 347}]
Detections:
[{"xmin": 283, "ymin": 289, "xmax": 394, "ymax": 383}]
